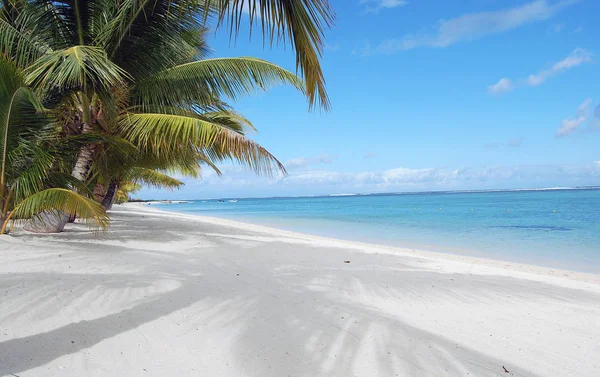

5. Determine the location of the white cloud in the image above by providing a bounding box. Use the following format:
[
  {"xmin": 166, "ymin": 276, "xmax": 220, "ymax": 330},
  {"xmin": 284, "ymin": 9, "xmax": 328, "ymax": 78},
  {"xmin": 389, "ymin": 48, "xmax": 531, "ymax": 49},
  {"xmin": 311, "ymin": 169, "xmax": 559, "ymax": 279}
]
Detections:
[
  {"xmin": 283, "ymin": 167, "xmax": 456, "ymax": 187},
  {"xmin": 488, "ymin": 78, "xmax": 514, "ymax": 94},
  {"xmin": 375, "ymin": 0, "xmax": 574, "ymax": 53},
  {"xmin": 138, "ymin": 161, "xmax": 600, "ymax": 199},
  {"xmin": 587, "ymin": 102, "xmax": 600, "ymax": 132},
  {"xmin": 577, "ymin": 98, "xmax": 592, "ymax": 113},
  {"xmin": 592, "ymin": 103, "xmax": 600, "ymax": 126},
  {"xmin": 527, "ymin": 48, "xmax": 592, "ymax": 86},
  {"xmin": 360, "ymin": 0, "xmax": 408, "ymax": 13},
  {"xmin": 556, "ymin": 98, "xmax": 593, "ymax": 137},
  {"xmin": 285, "ymin": 154, "xmax": 338, "ymax": 170},
  {"xmin": 277, "ymin": 164, "xmax": 600, "ymax": 193},
  {"xmin": 489, "ymin": 48, "xmax": 591, "ymax": 94},
  {"xmin": 557, "ymin": 116, "xmax": 587, "ymax": 136}
]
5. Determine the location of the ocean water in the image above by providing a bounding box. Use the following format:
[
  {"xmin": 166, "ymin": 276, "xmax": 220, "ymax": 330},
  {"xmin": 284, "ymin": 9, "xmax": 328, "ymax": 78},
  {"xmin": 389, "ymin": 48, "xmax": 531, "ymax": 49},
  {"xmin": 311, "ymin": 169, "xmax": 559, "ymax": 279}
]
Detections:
[{"xmin": 154, "ymin": 189, "xmax": 600, "ymax": 273}]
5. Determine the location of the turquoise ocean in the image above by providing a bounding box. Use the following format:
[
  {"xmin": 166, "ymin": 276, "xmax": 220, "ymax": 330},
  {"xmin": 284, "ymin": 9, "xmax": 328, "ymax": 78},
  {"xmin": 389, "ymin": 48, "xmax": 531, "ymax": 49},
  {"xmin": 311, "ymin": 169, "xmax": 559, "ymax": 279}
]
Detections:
[{"xmin": 154, "ymin": 188, "xmax": 600, "ymax": 273}]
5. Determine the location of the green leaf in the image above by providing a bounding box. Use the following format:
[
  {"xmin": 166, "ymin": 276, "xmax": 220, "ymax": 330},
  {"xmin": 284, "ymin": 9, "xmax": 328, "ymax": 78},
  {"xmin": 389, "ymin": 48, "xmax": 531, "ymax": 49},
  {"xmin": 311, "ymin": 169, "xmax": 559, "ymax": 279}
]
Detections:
[
  {"xmin": 7, "ymin": 144, "xmax": 54, "ymax": 201},
  {"xmin": 0, "ymin": 13, "xmax": 51, "ymax": 68},
  {"xmin": 127, "ymin": 167, "xmax": 184, "ymax": 189},
  {"xmin": 99, "ymin": 0, "xmax": 211, "ymax": 78},
  {"xmin": 119, "ymin": 112, "xmax": 285, "ymax": 176},
  {"xmin": 1, "ymin": 187, "xmax": 109, "ymax": 233},
  {"xmin": 24, "ymin": 45, "xmax": 129, "ymax": 93},
  {"xmin": 207, "ymin": 0, "xmax": 334, "ymax": 110},
  {"xmin": 0, "ymin": 58, "xmax": 50, "ymax": 191},
  {"xmin": 134, "ymin": 57, "xmax": 305, "ymax": 109}
]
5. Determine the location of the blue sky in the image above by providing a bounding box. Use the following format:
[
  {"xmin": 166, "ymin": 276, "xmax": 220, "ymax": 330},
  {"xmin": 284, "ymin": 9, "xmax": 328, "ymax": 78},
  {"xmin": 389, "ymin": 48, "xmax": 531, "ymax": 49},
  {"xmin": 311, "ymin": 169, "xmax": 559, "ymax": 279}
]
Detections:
[{"xmin": 138, "ymin": 0, "xmax": 600, "ymax": 199}]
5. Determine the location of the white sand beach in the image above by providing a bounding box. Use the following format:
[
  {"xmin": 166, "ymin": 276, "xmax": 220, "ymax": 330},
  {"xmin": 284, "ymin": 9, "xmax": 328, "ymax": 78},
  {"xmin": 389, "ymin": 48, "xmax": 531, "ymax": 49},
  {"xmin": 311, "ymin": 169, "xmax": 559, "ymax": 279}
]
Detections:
[{"xmin": 1, "ymin": 204, "xmax": 599, "ymax": 377}]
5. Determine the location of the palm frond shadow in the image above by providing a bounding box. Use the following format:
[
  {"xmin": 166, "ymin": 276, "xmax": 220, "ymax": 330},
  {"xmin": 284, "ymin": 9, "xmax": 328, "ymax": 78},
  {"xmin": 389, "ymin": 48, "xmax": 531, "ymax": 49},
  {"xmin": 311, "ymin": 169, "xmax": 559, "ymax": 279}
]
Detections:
[{"xmin": 1, "ymin": 213, "xmax": 589, "ymax": 376}]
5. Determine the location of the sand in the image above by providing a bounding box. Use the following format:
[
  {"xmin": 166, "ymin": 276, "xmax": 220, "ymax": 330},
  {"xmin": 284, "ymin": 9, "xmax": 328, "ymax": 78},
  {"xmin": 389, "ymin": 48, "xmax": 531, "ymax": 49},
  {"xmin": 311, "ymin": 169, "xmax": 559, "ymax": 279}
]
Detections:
[{"xmin": 0, "ymin": 204, "xmax": 599, "ymax": 377}]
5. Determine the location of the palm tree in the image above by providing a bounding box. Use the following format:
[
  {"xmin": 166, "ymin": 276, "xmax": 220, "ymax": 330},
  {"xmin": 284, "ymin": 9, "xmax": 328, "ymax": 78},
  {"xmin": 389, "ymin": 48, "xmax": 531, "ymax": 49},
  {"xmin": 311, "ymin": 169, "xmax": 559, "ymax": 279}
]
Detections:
[
  {"xmin": 106, "ymin": 170, "xmax": 184, "ymax": 208},
  {"xmin": 90, "ymin": 147, "xmax": 190, "ymax": 210},
  {"xmin": 1, "ymin": 0, "xmax": 333, "ymax": 232},
  {"xmin": 113, "ymin": 181, "xmax": 142, "ymax": 205},
  {"xmin": 91, "ymin": 98, "xmax": 281, "ymax": 210},
  {"xmin": 0, "ymin": 58, "xmax": 108, "ymax": 233}
]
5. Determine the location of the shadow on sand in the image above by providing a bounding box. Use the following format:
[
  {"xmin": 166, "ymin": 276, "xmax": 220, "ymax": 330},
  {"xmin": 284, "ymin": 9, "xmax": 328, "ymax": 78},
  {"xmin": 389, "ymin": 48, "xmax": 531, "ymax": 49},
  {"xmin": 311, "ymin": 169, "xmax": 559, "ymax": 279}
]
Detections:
[{"xmin": 2, "ymin": 211, "xmax": 593, "ymax": 376}]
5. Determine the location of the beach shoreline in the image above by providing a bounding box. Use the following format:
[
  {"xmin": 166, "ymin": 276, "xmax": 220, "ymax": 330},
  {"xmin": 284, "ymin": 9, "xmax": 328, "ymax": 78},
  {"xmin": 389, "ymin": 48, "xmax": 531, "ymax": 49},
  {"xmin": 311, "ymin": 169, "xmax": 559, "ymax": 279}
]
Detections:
[
  {"xmin": 1, "ymin": 203, "xmax": 599, "ymax": 376},
  {"xmin": 123, "ymin": 202, "xmax": 600, "ymax": 287},
  {"xmin": 141, "ymin": 189, "xmax": 600, "ymax": 276}
]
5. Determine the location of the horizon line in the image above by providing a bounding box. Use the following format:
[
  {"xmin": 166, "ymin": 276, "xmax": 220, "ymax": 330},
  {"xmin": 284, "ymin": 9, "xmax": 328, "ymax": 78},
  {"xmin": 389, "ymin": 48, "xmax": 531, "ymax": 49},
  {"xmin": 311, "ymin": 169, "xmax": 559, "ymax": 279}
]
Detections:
[{"xmin": 134, "ymin": 185, "xmax": 600, "ymax": 202}]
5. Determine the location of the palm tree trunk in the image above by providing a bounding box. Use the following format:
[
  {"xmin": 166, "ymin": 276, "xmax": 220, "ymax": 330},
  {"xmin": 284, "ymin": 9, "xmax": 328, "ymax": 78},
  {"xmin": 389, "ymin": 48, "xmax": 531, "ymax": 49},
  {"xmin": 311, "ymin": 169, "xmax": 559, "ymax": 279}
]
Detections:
[
  {"xmin": 71, "ymin": 141, "xmax": 95, "ymax": 181},
  {"xmin": 93, "ymin": 182, "xmax": 107, "ymax": 202},
  {"xmin": 26, "ymin": 113, "xmax": 96, "ymax": 233},
  {"xmin": 101, "ymin": 180, "xmax": 118, "ymax": 210},
  {"xmin": 23, "ymin": 211, "xmax": 70, "ymax": 233},
  {"xmin": 0, "ymin": 184, "xmax": 14, "ymax": 233},
  {"xmin": 0, "ymin": 187, "xmax": 5, "ymax": 231},
  {"xmin": 0, "ymin": 202, "xmax": 5, "ymax": 234},
  {"xmin": 66, "ymin": 142, "xmax": 94, "ymax": 225}
]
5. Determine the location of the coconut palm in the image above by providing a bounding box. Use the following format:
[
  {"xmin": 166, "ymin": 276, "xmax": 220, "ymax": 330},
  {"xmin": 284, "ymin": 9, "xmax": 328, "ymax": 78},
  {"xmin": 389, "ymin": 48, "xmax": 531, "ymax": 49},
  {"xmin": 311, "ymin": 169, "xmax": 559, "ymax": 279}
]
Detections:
[
  {"xmin": 113, "ymin": 181, "xmax": 142, "ymax": 205},
  {"xmin": 0, "ymin": 58, "xmax": 108, "ymax": 233},
  {"xmin": 90, "ymin": 147, "xmax": 190, "ymax": 210},
  {"xmin": 91, "ymin": 103, "xmax": 274, "ymax": 210},
  {"xmin": 0, "ymin": 0, "xmax": 333, "ymax": 231}
]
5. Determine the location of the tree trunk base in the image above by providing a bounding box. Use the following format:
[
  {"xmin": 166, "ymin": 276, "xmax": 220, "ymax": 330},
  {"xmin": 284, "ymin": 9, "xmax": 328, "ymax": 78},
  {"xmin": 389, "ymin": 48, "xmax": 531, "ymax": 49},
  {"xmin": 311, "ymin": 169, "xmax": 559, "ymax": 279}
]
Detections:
[
  {"xmin": 24, "ymin": 211, "xmax": 70, "ymax": 233},
  {"xmin": 101, "ymin": 181, "xmax": 118, "ymax": 210}
]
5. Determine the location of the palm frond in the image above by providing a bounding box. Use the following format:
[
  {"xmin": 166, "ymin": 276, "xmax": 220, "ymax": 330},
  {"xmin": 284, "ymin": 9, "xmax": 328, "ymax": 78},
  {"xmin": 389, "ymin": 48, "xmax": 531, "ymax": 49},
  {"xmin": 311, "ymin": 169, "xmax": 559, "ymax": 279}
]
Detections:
[
  {"xmin": 204, "ymin": 127, "xmax": 286, "ymax": 175},
  {"xmin": 1, "ymin": 187, "xmax": 109, "ymax": 233},
  {"xmin": 134, "ymin": 57, "xmax": 305, "ymax": 109},
  {"xmin": 127, "ymin": 167, "xmax": 184, "ymax": 189},
  {"xmin": 0, "ymin": 58, "xmax": 50, "ymax": 188},
  {"xmin": 201, "ymin": 110, "xmax": 256, "ymax": 133},
  {"xmin": 129, "ymin": 105, "xmax": 254, "ymax": 133},
  {"xmin": 25, "ymin": 0, "xmax": 80, "ymax": 47},
  {"xmin": 135, "ymin": 147, "xmax": 211, "ymax": 178},
  {"xmin": 58, "ymin": 132, "xmax": 137, "ymax": 153},
  {"xmin": 6, "ymin": 143, "xmax": 53, "ymax": 200},
  {"xmin": 0, "ymin": 12, "xmax": 51, "ymax": 67},
  {"xmin": 119, "ymin": 112, "xmax": 221, "ymax": 152},
  {"xmin": 207, "ymin": 0, "xmax": 334, "ymax": 110},
  {"xmin": 95, "ymin": 0, "xmax": 154, "ymax": 50},
  {"xmin": 44, "ymin": 171, "xmax": 96, "ymax": 195},
  {"xmin": 195, "ymin": 152, "xmax": 221, "ymax": 176},
  {"xmin": 100, "ymin": 0, "xmax": 211, "ymax": 78},
  {"xmin": 119, "ymin": 112, "xmax": 285, "ymax": 175},
  {"xmin": 24, "ymin": 45, "xmax": 129, "ymax": 93},
  {"xmin": 114, "ymin": 180, "xmax": 141, "ymax": 203}
]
